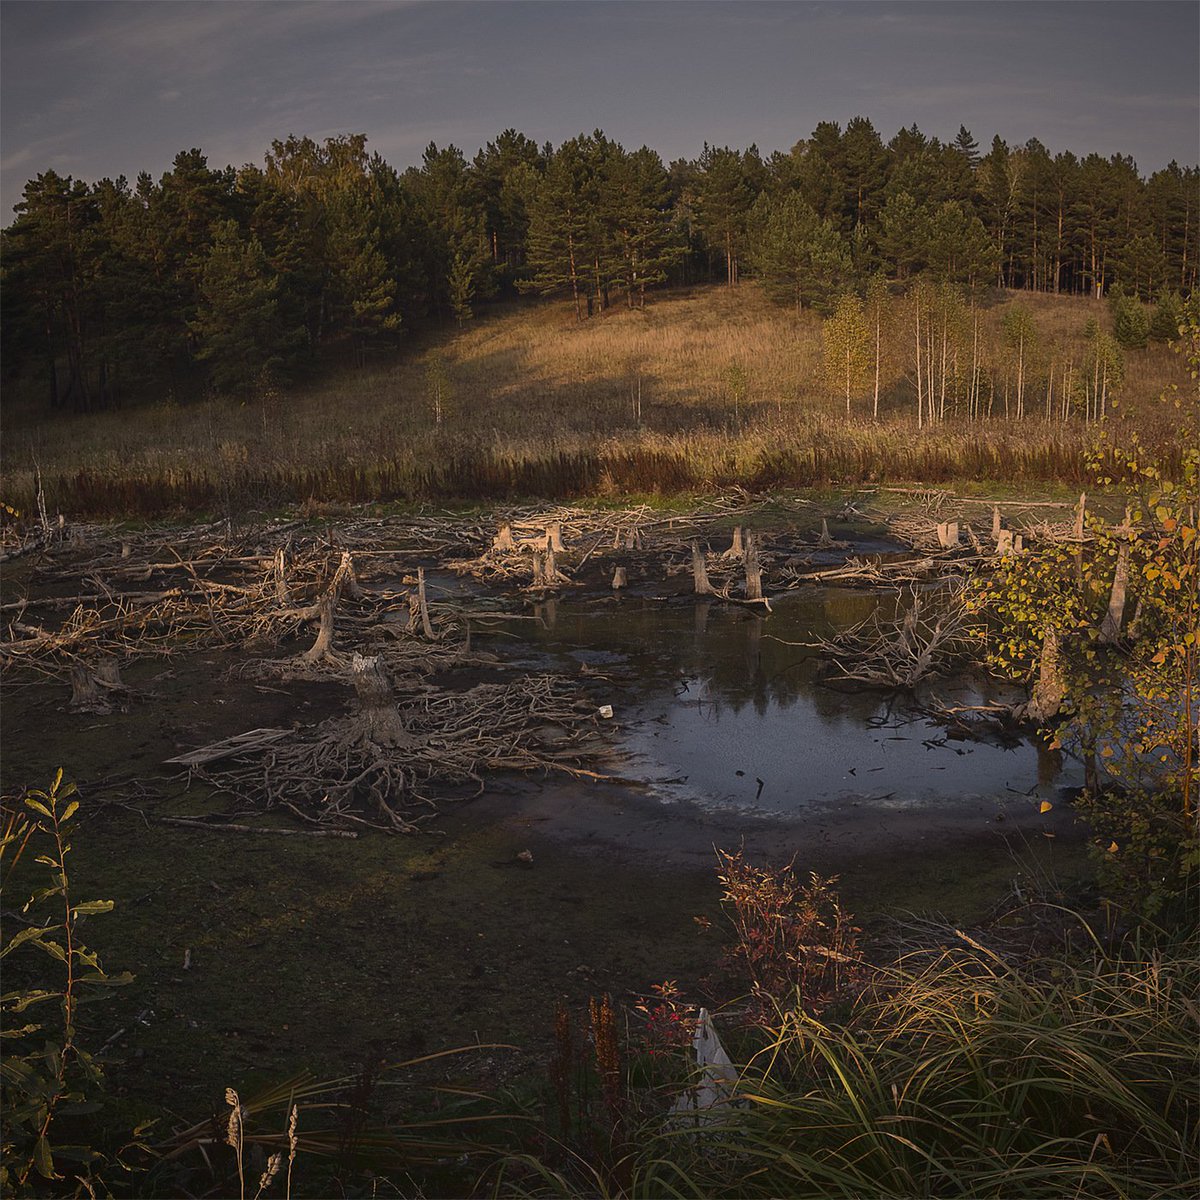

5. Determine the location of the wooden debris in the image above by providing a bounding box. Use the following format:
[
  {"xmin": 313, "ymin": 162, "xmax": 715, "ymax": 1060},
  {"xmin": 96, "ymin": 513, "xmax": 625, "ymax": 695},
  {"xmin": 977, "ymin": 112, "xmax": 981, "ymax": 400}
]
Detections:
[
  {"xmin": 165, "ymin": 727, "xmax": 293, "ymax": 767},
  {"xmin": 611, "ymin": 566, "xmax": 627, "ymax": 590}
]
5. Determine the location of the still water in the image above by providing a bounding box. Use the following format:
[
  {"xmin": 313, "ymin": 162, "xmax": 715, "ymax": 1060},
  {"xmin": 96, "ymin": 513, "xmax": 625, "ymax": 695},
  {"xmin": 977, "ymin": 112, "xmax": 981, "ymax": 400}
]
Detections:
[{"xmin": 506, "ymin": 589, "xmax": 1080, "ymax": 816}]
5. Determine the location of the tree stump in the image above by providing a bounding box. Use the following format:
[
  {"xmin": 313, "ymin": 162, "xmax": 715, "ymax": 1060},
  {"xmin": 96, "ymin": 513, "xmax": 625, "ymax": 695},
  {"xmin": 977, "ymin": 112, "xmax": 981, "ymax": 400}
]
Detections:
[
  {"xmin": 492, "ymin": 523, "xmax": 516, "ymax": 554},
  {"xmin": 611, "ymin": 566, "xmax": 627, "ymax": 590},
  {"xmin": 545, "ymin": 522, "xmax": 565, "ymax": 553},
  {"xmin": 337, "ymin": 550, "xmax": 363, "ymax": 600},
  {"xmin": 744, "ymin": 532, "xmax": 763, "ymax": 601},
  {"xmin": 992, "ymin": 506, "xmax": 1002, "ymax": 543},
  {"xmin": 817, "ymin": 518, "xmax": 833, "ymax": 547},
  {"xmin": 407, "ymin": 566, "xmax": 436, "ymax": 639},
  {"xmin": 724, "ymin": 526, "xmax": 745, "ymax": 560},
  {"xmin": 351, "ymin": 654, "xmax": 415, "ymax": 749},
  {"xmin": 691, "ymin": 540, "xmax": 714, "ymax": 595},
  {"xmin": 1026, "ymin": 627, "xmax": 1067, "ymax": 723},
  {"xmin": 1074, "ymin": 493, "xmax": 1087, "ymax": 541},
  {"xmin": 305, "ymin": 590, "xmax": 337, "ymax": 661},
  {"xmin": 69, "ymin": 657, "xmax": 126, "ymax": 712},
  {"xmin": 936, "ymin": 521, "xmax": 959, "ymax": 550},
  {"xmin": 273, "ymin": 547, "xmax": 292, "ymax": 607},
  {"xmin": 1099, "ymin": 543, "xmax": 1130, "ymax": 644},
  {"xmin": 995, "ymin": 530, "xmax": 1014, "ymax": 556}
]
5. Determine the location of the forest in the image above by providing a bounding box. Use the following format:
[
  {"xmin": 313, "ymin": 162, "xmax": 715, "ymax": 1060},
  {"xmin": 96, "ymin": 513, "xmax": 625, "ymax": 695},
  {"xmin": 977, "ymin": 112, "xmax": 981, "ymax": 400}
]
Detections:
[{"xmin": 2, "ymin": 117, "xmax": 1197, "ymax": 410}]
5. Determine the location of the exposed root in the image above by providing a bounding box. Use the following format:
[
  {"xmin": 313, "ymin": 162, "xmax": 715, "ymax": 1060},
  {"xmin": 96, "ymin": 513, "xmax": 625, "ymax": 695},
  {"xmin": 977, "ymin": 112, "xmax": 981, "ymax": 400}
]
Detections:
[
  {"xmin": 201, "ymin": 673, "xmax": 605, "ymax": 832},
  {"xmin": 807, "ymin": 584, "xmax": 975, "ymax": 689}
]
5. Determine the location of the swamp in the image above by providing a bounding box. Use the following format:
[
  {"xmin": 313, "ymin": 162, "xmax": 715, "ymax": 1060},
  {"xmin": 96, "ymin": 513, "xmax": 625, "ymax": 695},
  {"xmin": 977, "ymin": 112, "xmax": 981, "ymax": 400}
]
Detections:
[{"xmin": 3, "ymin": 487, "xmax": 1130, "ymax": 1184}]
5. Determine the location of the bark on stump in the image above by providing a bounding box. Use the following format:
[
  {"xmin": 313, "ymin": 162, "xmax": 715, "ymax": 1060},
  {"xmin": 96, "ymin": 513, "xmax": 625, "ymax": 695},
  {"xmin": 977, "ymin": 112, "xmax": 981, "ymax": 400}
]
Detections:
[
  {"xmin": 691, "ymin": 540, "xmax": 714, "ymax": 596},
  {"xmin": 69, "ymin": 657, "xmax": 125, "ymax": 712}
]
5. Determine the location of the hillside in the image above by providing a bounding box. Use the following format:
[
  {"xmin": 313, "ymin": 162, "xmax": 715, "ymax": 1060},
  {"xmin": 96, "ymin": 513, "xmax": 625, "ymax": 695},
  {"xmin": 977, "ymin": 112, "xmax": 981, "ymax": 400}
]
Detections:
[{"xmin": 1, "ymin": 284, "xmax": 1189, "ymax": 517}]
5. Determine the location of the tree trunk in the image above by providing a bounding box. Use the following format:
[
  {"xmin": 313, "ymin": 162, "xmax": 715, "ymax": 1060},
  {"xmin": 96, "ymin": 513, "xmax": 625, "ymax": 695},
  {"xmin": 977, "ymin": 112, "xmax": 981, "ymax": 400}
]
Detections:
[
  {"xmin": 1026, "ymin": 627, "xmax": 1067, "ymax": 722},
  {"xmin": 691, "ymin": 540, "xmax": 714, "ymax": 595},
  {"xmin": 1099, "ymin": 543, "xmax": 1130, "ymax": 644},
  {"xmin": 744, "ymin": 532, "xmax": 763, "ymax": 601}
]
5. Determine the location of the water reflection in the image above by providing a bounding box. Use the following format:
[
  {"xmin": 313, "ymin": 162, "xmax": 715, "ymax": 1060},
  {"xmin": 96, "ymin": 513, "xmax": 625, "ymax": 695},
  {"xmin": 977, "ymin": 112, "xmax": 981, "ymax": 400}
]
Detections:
[{"xmin": 516, "ymin": 591, "xmax": 1081, "ymax": 815}]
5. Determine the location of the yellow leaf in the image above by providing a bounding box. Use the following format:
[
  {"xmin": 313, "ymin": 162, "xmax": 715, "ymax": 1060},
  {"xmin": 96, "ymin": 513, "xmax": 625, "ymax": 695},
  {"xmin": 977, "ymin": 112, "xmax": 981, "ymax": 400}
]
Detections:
[
  {"xmin": 1108, "ymin": 841, "xmax": 1119, "ymax": 854},
  {"xmin": 1039, "ymin": 800, "xmax": 1053, "ymax": 814}
]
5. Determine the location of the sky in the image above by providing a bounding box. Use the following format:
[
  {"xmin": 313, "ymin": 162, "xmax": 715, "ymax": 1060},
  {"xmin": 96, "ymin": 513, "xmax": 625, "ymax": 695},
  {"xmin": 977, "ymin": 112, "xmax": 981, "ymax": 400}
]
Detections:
[{"xmin": 2, "ymin": 0, "xmax": 1197, "ymax": 221}]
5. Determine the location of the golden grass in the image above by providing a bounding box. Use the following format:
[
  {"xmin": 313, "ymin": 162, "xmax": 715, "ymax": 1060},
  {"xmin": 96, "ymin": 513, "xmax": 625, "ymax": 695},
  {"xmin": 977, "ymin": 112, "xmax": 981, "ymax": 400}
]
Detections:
[{"xmin": 1, "ymin": 284, "xmax": 1189, "ymax": 517}]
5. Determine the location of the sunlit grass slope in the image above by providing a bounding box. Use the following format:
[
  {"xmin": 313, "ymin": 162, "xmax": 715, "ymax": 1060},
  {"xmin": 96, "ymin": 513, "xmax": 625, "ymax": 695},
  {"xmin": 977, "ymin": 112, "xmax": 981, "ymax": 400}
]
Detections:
[{"xmin": 2, "ymin": 284, "xmax": 1188, "ymax": 517}]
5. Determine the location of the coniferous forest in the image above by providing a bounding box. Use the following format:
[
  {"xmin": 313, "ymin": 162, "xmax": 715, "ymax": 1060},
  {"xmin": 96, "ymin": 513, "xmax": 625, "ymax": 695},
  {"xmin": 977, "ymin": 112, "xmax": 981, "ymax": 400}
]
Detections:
[{"xmin": 3, "ymin": 118, "xmax": 1197, "ymax": 410}]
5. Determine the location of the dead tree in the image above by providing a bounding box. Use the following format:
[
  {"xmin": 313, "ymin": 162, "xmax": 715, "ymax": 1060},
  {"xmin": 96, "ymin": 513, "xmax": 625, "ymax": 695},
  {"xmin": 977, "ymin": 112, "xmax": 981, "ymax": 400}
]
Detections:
[
  {"xmin": 744, "ymin": 532, "xmax": 764, "ymax": 601},
  {"xmin": 817, "ymin": 518, "xmax": 833, "ymax": 547},
  {"xmin": 992, "ymin": 506, "xmax": 1003, "ymax": 543},
  {"xmin": 691, "ymin": 540, "xmax": 714, "ymax": 596},
  {"xmin": 1099, "ymin": 543, "xmax": 1130, "ymax": 644}
]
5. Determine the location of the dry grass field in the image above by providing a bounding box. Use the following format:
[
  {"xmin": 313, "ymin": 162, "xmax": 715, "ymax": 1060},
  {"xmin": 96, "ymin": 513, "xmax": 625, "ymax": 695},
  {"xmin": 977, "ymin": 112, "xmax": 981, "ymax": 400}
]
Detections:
[{"xmin": 2, "ymin": 283, "xmax": 1189, "ymax": 516}]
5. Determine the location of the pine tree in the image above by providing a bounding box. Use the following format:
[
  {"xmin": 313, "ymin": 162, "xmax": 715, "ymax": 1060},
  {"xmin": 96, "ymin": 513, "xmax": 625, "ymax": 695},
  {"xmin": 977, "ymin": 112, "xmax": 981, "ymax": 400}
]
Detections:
[
  {"xmin": 694, "ymin": 145, "xmax": 757, "ymax": 287},
  {"xmin": 953, "ymin": 125, "xmax": 980, "ymax": 168},
  {"xmin": 1108, "ymin": 284, "xmax": 1150, "ymax": 349},
  {"xmin": 745, "ymin": 192, "xmax": 851, "ymax": 313},
  {"xmin": 191, "ymin": 220, "xmax": 283, "ymax": 393}
]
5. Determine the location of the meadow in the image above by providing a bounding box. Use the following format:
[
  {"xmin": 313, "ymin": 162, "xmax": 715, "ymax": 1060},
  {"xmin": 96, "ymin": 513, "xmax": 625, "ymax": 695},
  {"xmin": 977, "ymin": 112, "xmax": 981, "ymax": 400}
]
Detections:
[{"xmin": 2, "ymin": 284, "xmax": 1188, "ymax": 519}]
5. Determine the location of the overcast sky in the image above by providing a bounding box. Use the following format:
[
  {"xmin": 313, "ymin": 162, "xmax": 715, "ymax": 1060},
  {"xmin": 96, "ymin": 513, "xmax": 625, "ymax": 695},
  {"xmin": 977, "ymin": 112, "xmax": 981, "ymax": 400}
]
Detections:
[{"xmin": 2, "ymin": 0, "xmax": 1197, "ymax": 221}]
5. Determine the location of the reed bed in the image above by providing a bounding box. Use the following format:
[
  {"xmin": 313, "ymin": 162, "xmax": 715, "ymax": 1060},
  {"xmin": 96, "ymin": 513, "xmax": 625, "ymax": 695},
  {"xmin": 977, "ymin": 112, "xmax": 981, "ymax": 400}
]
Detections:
[{"xmin": 498, "ymin": 922, "xmax": 1199, "ymax": 1200}]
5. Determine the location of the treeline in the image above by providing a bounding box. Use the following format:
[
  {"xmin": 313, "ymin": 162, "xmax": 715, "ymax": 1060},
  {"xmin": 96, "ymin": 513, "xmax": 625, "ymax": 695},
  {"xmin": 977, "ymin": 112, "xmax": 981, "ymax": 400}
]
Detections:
[{"xmin": 2, "ymin": 119, "xmax": 1197, "ymax": 410}]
